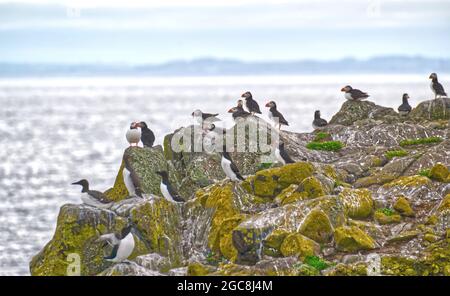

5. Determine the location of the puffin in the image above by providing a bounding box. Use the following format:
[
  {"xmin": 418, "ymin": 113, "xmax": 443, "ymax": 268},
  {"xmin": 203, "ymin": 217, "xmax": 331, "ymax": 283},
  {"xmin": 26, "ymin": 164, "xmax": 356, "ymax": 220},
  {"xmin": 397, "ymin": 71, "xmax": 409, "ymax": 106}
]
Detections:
[
  {"xmin": 192, "ymin": 109, "xmax": 220, "ymax": 125},
  {"xmin": 265, "ymin": 101, "xmax": 289, "ymax": 130},
  {"xmin": 398, "ymin": 93, "xmax": 412, "ymax": 116},
  {"xmin": 429, "ymin": 73, "xmax": 447, "ymax": 99},
  {"xmin": 312, "ymin": 110, "xmax": 328, "ymax": 129},
  {"xmin": 122, "ymin": 154, "xmax": 143, "ymax": 198},
  {"xmin": 275, "ymin": 142, "xmax": 295, "ymax": 165},
  {"xmin": 72, "ymin": 179, "xmax": 114, "ymax": 209},
  {"xmin": 98, "ymin": 225, "xmax": 135, "ymax": 263},
  {"xmin": 137, "ymin": 121, "xmax": 155, "ymax": 148},
  {"xmin": 126, "ymin": 122, "xmax": 141, "ymax": 147},
  {"xmin": 221, "ymin": 150, "xmax": 244, "ymax": 181},
  {"xmin": 156, "ymin": 171, "xmax": 185, "ymax": 203},
  {"xmin": 241, "ymin": 91, "xmax": 262, "ymax": 114},
  {"xmin": 341, "ymin": 85, "xmax": 370, "ymax": 101},
  {"xmin": 228, "ymin": 103, "xmax": 252, "ymax": 122}
]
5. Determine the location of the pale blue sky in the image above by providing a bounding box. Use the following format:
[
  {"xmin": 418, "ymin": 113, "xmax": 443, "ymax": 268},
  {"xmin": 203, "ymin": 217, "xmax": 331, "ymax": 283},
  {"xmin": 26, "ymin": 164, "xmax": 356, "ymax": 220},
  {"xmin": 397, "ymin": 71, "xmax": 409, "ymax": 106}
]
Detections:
[{"xmin": 0, "ymin": 0, "xmax": 449, "ymax": 64}]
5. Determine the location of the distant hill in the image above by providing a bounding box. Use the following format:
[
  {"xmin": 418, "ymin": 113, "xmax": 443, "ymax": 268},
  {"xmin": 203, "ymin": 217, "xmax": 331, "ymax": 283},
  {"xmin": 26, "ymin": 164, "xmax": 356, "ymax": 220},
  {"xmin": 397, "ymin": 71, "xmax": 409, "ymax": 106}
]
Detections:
[{"xmin": 0, "ymin": 56, "xmax": 449, "ymax": 77}]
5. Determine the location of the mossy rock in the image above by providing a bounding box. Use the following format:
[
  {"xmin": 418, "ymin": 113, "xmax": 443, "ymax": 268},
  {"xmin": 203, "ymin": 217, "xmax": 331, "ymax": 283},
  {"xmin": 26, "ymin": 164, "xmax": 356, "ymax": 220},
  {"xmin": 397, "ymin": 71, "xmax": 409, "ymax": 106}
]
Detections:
[
  {"xmin": 218, "ymin": 215, "xmax": 246, "ymax": 261},
  {"xmin": 393, "ymin": 196, "xmax": 415, "ymax": 217},
  {"xmin": 374, "ymin": 209, "xmax": 402, "ymax": 225},
  {"xmin": 104, "ymin": 160, "xmax": 129, "ymax": 202},
  {"xmin": 30, "ymin": 204, "xmax": 129, "ymax": 275},
  {"xmin": 324, "ymin": 262, "xmax": 368, "ymax": 276},
  {"xmin": 354, "ymin": 173, "xmax": 397, "ymax": 188},
  {"xmin": 338, "ymin": 188, "xmax": 374, "ymax": 219},
  {"xmin": 280, "ymin": 233, "xmax": 320, "ymax": 259},
  {"xmin": 410, "ymin": 98, "xmax": 450, "ymax": 121},
  {"xmin": 334, "ymin": 226, "xmax": 376, "ymax": 252},
  {"xmin": 329, "ymin": 100, "xmax": 398, "ymax": 126},
  {"xmin": 298, "ymin": 208, "xmax": 334, "ymax": 243},
  {"xmin": 437, "ymin": 194, "xmax": 450, "ymax": 213},
  {"xmin": 187, "ymin": 262, "xmax": 216, "ymax": 276},
  {"xmin": 248, "ymin": 162, "xmax": 315, "ymax": 198},
  {"xmin": 383, "ymin": 175, "xmax": 431, "ymax": 188},
  {"xmin": 274, "ymin": 184, "xmax": 305, "ymax": 205},
  {"xmin": 262, "ymin": 229, "xmax": 290, "ymax": 257},
  {"xmin": 429, "ymin": 163, "xmax": 449, "ymax": 182},
  {"xmin": 299, "ymin": 176, "xmax": 326, "ymax": 199}
]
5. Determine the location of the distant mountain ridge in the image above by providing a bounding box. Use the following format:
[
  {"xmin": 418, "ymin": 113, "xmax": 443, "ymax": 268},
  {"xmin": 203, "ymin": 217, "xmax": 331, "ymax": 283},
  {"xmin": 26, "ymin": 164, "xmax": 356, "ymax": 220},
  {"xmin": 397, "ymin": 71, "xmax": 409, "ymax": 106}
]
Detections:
[{"xmin": 1, "ymin": 56, "xmax": 449, "ymax": 77}]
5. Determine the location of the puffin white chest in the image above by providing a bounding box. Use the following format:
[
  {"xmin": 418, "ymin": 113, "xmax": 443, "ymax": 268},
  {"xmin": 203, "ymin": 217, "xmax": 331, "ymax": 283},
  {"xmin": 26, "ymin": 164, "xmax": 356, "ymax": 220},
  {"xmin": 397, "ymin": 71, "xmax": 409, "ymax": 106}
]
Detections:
[
  {"xmin": 160, "ymin": 182, "xmax": 174, "ymax": 202},
  {"xmin": 268, "ymin": 110, "xmax": 274, "ymax": 122},
  {"xmin": 430, "ymin": 82, "xmax": 436, "ymax": 94},
  {"xmin": 126, "ymin": 129, "xmax": 141, "ymax": 145},
  {"xmin": 122, "ymin": 167, "xmax": 136, "ymax": 196},
  {"xmin": 221, "ymin": 157, "xmax": 237, "ymax": 181},
  {"xmin": 112, "ymin": 233, "xmax": 135, "ymax": 262},
  {"xmin": 274, "ymin": 148, "xmax": 284, "ymax": 164},
  {"xmin": 344, "ymin": 92, "xmax": 353, "ymax": 100}
]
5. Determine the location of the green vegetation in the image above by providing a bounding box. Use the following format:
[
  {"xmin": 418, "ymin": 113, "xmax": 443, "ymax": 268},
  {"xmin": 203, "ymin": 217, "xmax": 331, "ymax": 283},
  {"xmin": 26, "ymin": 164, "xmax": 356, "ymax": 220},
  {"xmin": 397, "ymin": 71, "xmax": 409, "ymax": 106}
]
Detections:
[
  {"xmin": 384, "ymin": 150, "xmax": 408, "ymax": 159},
  {"xmin": 378, "ymin": 208, "xmax": 395, "ymax": 216},
  {"xmin": 304, "ymin": 255, "xmax": 330, "ymax": 271},
  {"xmin": 306, "ymin": 141, "xmax": 344, "ymax": 152},
  {"xmin": 418, "ymin": 169, "xmax": 431, "ymax": 178},
  {"xmin": 313, "ymin": 132, "xmax": 331, "ymax": 142},
  {"xmin": 256, "ymin": 162, "xmax": 273, "ymax": 171},
  {"xmin": 399, "ymin": 136, "xmax": 443, "ymax": 147}
]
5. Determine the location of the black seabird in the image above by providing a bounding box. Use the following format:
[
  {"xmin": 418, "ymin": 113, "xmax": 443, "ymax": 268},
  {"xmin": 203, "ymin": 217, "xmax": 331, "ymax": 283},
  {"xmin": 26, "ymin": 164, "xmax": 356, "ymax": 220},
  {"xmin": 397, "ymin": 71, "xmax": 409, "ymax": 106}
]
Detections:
[
  {"xmin": 156, "ymin": 171, "xmax": 185, "ymax": 203},
  {"xmin": 126, "ymin": 122, "xmax": 141, "ymax": 147},
  {"xmin": 98, "ymin": 225, "xmax": 135, "ymax": 263},
  {"xmin": 312, "ymin": 110, "xmax": 328, "ymax": 129},
  {"xmin": 192, "ymin": 109, "xmax": 220, "ymax": 125},
  {"xmin": 228, "ymin": 103, "xmax": 251, "ymax": 122},
  {"xmin": 265, "ymin": 101, "xmax": 289, "ymax": 130},
  {"xmin": 429, "ymin": 73, "xmax": 447, "ymax": 99},
  {"xmin": 341, "ymin": 85, "xmax": 370, "ymax": 101},
  {"xmin": 72, "ymin": 179, "xmax": 114, "ymax": 209},
  {"xmin": 275, "ymin": 142, "xmax": 295, "ymax": 165},
  {"xmin": 137, "ymin": 121, "xmax": 155, "ymax": 148},
  {"xmin": 122, "ymin": 154, "xmax": 143, "ymax": 198},
  {"xmin": 241, "ymin": 91, "xmax": 262, "ymax": 114},
  {"xmin": 220, "ymin": 151, "xmax": 244, "ymax": 181},
  {"xmin": 398, "ymin": 93, "xmax": 412, "ymax": 116}
]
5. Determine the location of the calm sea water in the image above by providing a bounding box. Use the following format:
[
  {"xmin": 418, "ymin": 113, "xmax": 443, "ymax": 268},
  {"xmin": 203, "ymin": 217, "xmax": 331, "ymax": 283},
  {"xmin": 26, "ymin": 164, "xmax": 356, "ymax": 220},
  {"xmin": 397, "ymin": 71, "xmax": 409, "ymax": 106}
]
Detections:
[{"xmin": 0, "ymin": 74, "xmax": 444, "ymax": 275}]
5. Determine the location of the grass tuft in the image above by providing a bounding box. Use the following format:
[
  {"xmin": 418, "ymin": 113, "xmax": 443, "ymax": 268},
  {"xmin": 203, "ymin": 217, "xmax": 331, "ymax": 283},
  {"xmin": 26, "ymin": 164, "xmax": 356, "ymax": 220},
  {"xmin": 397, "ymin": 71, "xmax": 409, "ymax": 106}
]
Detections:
[
  {"xmin": 304, "ymin": 255, "xmax": 330, "ymax": 271},
  {"xmin": 306, "ymin": 141, "xmax": 344, "ymax": 152},
  {"xmin": 399, "ymin": 136, "xmax": 443, "ymax": 147},
  {"xmin": 384, "ymin": 150, "xmax": 408, "ymax": 159},
  {"xmin": 418, "ymin": 169, "xmax": 431, "ymax": 178}
]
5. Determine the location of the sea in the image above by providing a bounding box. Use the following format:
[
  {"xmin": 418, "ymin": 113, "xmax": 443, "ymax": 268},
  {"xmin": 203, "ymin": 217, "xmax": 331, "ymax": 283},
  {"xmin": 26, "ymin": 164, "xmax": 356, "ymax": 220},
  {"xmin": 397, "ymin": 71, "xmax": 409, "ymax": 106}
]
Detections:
[{"xmin": 0, "ymin": 74, "xmax": 445, "ymax": 275}]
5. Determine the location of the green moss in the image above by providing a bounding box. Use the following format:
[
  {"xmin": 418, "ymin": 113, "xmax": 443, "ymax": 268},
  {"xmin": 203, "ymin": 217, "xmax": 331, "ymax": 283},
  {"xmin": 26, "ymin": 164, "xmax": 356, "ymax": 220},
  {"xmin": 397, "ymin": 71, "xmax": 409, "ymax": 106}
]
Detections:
[
  {"xmin": 374, "ymin": 209, "xmax": 401, "ymax": 224},
  {"xmin": 334, "ymin": 226, "xmax": 376, "ymax": 252},
  {"xmin": 218, "ymin": 215, "xmax": 246, "ymax": 261},
  {"xmin": 280, "ymin": 233, "xmax": 320, "ymax": 259},
  {"xmin": 418, "ymin": 169, "xmax": 431, "ymax": 178},
  {"xmin": 393, "ymin": 196, "xmax": 415, "ymax": 217},
  {"xmin": 399, "ymin": 136, "xmax": 443, "ymax": 147},
  {"xmin": 384, "ymin": 150, "xmax": 408, "ymax": 159},
  {"xmin": 304, "ymin": 255, "xmax": 330, "ymax": 271},
  {"xmin": 306, "ymin": 141, "xmax": 344, "ymax": 152},
  {"xmin": 104, "ymin": 160, "xmax": 129, "ymax": 201},
  {"xmin": 429, "ymin": 163, "xmax": 449, "ymax": 182},
  {"xmin": 187, "ymin": 262, "xmax": 216, "ymax": 276},
  {"xmin": 313, "ymin": 132, "xmax": 332, "ymax": 142},
  {"xmin": 437, "ymin": 194, "xmax": 450, "ymax": 213},
  {"xmin": 249, "ymin": 162, "xmax": 315, "ymax": 198},
  {"xmin": 275, "ymin": 184, "xmax": 306, "ymax": 205},
  {"xmin": 298, "ymin": 208, "xmax": 334, "ymax": 243},
  {"xmin": 338, "ymin": 188, "xmax": 374, "ymax": 219},
  {"xmin": 299, "ymin": 176, "xmax": 326, "ymax": 199},
  {"xmin": 263, "ymin": 229, "xmax": 290, "ymax": 257},
  {"xmin": 256, "ymin": 162, "xmax": 273, "ymax": 171},
  {"xmin": 383, "ymin": 175, "xmax": 431, "ymax": 188},
  {"xmin": 325, "ymin": 262, "xmax": 368, "ymax": 276}
]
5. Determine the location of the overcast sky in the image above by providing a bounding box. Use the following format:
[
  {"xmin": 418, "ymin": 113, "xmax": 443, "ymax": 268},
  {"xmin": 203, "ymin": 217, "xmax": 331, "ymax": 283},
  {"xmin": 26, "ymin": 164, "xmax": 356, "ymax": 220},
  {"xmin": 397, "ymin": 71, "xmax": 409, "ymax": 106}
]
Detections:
[{"xmin": 0, "ymin": 0, "xmax": 449, "ymax": 64}]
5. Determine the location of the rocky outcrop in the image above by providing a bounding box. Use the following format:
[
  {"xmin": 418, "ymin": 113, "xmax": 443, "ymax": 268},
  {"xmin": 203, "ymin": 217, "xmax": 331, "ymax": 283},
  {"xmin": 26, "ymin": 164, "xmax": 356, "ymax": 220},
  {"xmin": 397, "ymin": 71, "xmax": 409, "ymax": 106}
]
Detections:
[{"xmin": 30, "ymin": 99, "xmax": 450, "ymax": 276}]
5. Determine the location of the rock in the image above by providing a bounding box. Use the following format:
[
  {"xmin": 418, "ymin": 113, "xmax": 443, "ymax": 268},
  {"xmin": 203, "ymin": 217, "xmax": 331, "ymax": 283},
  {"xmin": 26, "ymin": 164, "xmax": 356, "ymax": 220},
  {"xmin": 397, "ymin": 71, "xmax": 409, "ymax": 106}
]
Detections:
[
  {"xmin": 323, "ymin": 262, "xmax": 368, "ymax": 276},
  {"xmin": 386, "ymin": 230, "xmax": 420, "ymax": 244},
  {"xmin": 329, "ymin": 100, "xmax": 398, "ymax": 126},
  {"xmin": 187, "ymin": 262, "xmax": 216, "ymax": 276},
  {"xmin": 429, "ymin": 163, "xmax": 449, "ymax": 182},
  {"xmin": 334, "ymin": 226, "xmax": 376, "ymax": 252},
  {"xmin": 338, "ymin": 188, "xmax": 374, "ymax": 219},
  {"xmin": 393, "ymin": 196, "xmax": 415, "ymax": 217},
  {"xmin": 279, "ymin": 233, "xmax": 320, "ymax": 259},
  {"xmin": 262, "ymin": 229, "xmax": 289, "ymax": 257},
  {"xmin": 410, "ymin": 98, "xmax": 450, "ymax": 121},
  {"xmin": 374, "ymin": 209, "xmax": 402, "ymax": 225},
  {"xmin": 98, "ymin": 261, "xmax": 164, "ymax": 276}
]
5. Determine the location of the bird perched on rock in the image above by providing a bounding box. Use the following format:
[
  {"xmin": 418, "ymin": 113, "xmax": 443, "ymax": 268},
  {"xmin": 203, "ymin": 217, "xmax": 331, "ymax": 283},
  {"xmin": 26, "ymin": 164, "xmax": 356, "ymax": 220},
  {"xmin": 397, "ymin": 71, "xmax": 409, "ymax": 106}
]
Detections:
[
  {"xmin": 156, "ymin": 171, "xmax": 185, "ymax": 203},
  {"xmin": 398, "ymin": 93, "xmax": 412, "ymax": 116},
  {"xmin": 98, "ymin": 225, "xmax": 135, "ymax": 263},
  {"xmin": 137, "ymin": 121, "xmax": 155, "ymax": 148},
  {"xmin": 265, "ymin": 101, "xmax": 289, "ymax": 130},
  {"xmin": 122, "ymin": 154, "xmax": 143, "ymax": 198},
  {"xmin": 221, "ymin": 150, "xmax": 244, "ymax": 181},
  {"xmin": 429, "ymin": 73, "xmax": 447, "ymax": 99},
  {"xmin": 228, "ymin": 101, "xmax": 251, "ymax": 122},
  {"xmin": 241, "ymin": 91, "xmax": 262, "ymax": 114},
  {"xmin": 72, "ymin": 179, "xmax": 114, "ymax": 209},
  {"xmin": 312, "ymin": 110, "xmax": 328, "ymax": 129},
  {"xmin": 192, "ymin": 109, "xmax": 220, "ymax": 125},
  {"xmin": 275, "ymin": 142, "xmax": 295, "ymax": 165},
  {"xmin": 126, "ymin": 122, "xmax": 141, "ymax": 147},
  {"xmin": 341, "ymin": 85, "xmax": 370, "ymax": 101}
]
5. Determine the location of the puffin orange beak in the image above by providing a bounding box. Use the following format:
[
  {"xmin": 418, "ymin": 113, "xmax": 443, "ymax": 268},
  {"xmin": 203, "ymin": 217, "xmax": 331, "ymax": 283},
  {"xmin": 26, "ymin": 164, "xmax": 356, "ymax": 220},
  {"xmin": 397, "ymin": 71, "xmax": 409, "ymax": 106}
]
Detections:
[
  {"xmin": 428, "ymin": 75, "xmax": 432, "ymax": 79},
  {"xmin": 265, "ymin": 102, "xmax": 270, "ymax": 107},
  {"xmin": 241, "ymin": 93, "xmax": 245, "ymax": 97},
  {"xmin": 340, "ymin": 87, "xmax": 345, "ymax": 92},
  {"xmin": 228, "ymin": 108, "xmax": 234, "ymax": 113}
]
